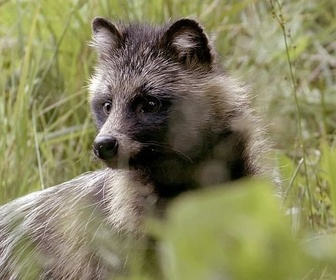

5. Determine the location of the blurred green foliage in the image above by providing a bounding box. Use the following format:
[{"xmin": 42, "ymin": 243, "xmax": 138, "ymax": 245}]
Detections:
[{"xmin": 157, "ymin": 180, "xmax": 336, "ymax": 279}]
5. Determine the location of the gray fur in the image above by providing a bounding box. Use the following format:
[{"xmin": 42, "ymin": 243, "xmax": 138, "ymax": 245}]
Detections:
[
  {"xmin": 0, "ymin": 18, "xmax": 277, "ymax": 279},
  {"xmin": 0, "ymin": 169, "xmax": 155, "ymax": 279},
  {"xmin": 89, "ymin": 18, "xmax": 273, "ymax": 196}
]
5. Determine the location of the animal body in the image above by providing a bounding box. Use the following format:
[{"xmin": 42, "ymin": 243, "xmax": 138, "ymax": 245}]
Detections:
[{"xmin": 0, "ymin": 18, "xmax": 273, "ymax": 279}]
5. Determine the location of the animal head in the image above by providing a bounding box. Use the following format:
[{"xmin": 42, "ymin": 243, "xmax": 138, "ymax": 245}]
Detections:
[
  {"xmin": 90, "ymin": 18, "xmax": 220, "ymax": 165},
  {"xmin": 89, "ymin": 18, "xmax": 260, "ymax": 194}
]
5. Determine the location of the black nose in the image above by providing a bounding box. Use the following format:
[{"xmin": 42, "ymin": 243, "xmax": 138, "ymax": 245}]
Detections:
[{"xmin": 93, "ymin": 135, "xmax": 118, "ymax": 160}]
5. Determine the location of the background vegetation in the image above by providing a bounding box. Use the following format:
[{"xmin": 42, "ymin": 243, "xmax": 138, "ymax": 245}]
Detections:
[{"xmin": 1, "ymin": 0, "xmax": 336, "ymax": 278}]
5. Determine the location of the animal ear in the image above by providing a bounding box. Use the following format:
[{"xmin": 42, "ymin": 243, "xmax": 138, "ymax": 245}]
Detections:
[
  {"xmin": 91, "ymin": 17, "xmax": 123, "ymax": 58},
  {"xmin": 162, "ymin": 19, "xmax": 213, "ymax": 68}
]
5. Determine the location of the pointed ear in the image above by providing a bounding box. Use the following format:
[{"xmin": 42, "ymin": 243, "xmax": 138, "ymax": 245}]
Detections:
[
  {"xmin": 162, "ymin": 19, "xmax": 213, "ymax": 68},
  {"xmin": 90, "ymin": 17, "xmax": 123, "ymax": 59}
]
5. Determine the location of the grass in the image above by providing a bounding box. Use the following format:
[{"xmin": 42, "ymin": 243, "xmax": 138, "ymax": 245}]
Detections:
[{"xmin": 1, "ymin": 0, "xmax": 336, "ymax": 278}]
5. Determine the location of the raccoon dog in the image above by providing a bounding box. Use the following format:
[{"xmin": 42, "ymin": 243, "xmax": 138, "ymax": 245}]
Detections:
[
  {"xmin": 0, "ymin": 18, "xmax": 272, "ymax": 279},
  {"xmin": 90, "ymin": 17, "xmax": 268, "ymax": 199}
]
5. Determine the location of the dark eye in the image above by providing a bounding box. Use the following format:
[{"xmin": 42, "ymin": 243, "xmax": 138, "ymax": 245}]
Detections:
[
  {"xmin": 102, "ymin": 101, "xmax": 112, "ymax": 115},
  {"xmin": 135, "ymin": 96, "xmax": 161, "ymax": 114}
]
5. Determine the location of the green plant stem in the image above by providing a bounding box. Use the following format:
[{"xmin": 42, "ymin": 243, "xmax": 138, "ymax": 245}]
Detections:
[{"xmin": 270, "ymin": 0, "xmax": 314, "ymax": 228}]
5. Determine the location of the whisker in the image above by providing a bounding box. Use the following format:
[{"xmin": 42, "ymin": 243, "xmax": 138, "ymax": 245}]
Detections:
[{"xmin": 142, "ymin": 141, "xmax": 194, "ymax": 163}]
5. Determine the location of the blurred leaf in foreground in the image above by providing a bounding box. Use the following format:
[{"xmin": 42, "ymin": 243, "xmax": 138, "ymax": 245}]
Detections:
[{"xmin": 156, "ymin": 180, "xmax": 310, "ymax": 280}]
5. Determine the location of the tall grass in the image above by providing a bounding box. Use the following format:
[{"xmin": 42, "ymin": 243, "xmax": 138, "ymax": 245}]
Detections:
[{"xmin": 1, "ymin": 0, "xmax": 336, "ymax": 278}]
